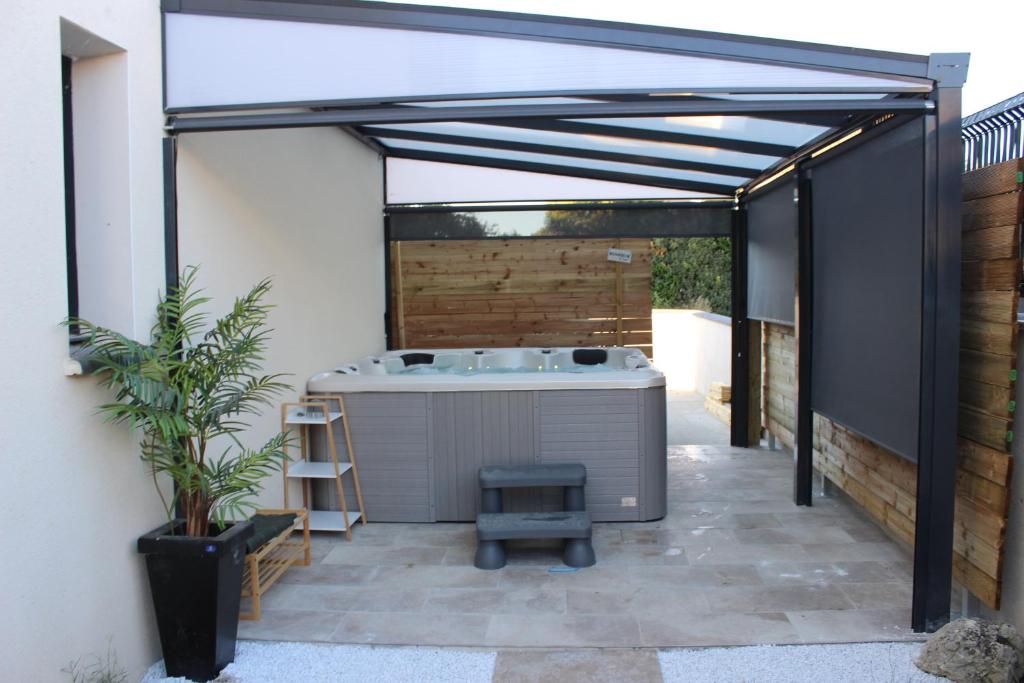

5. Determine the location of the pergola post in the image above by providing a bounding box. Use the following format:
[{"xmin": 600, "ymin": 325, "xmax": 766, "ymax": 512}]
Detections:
[
  {"xmin": 730, "ymin": 207, "xmax": 752, "ymax": 447},
  {"xmin": 162, "ymin": 137, "xmax": 179, "ymax": 294},
  {"xmin": 794, "ymin": 167, "xmax": 814, "ymax": 507},
  {"xmin": 911, "ymin": 54, "xmax": 967, "ymax": 633}
]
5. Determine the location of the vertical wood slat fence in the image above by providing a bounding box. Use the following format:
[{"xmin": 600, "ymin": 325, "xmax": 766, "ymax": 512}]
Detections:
[
  {"xmin": 389, "ymin": 238, "xmax": 653, "ymax": 356},
  {"xmin": 762, "ymin": 158, "xmax": 1022, "ymax": 609}
]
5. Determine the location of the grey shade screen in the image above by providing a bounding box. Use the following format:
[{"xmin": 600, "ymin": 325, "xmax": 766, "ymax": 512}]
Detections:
[
  {"xmin": 810, "ymin": 120, "xmax": 924, "ymax": 462},
  {"xmin": 388, "ymin": 206, "xmax": 731, "ymax": 240},
  {"xmin": 747, "ymin": 176, "xmax": 797, "ymax": 324}
]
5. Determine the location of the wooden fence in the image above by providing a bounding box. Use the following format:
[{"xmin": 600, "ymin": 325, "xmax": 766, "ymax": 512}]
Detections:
[
  {"xmin": 389, "ymin": 238, "xmax": 653, "ymax": 356},
  {"xmin": 762, "ymin": 158, "xmax": 1022, "ymax": 609}
]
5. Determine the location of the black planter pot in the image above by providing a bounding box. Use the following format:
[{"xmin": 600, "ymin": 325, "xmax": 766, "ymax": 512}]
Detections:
[{"xmin": 138, "ymin": 520, "xmax": 254, "ymax": 682}]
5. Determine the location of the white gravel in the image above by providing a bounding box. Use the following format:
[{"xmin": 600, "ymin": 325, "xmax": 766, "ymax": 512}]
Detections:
[
  {"xmin": 142, "ymin": 639, "xmax": 945, "ymax": 682},
  {"xmin": 658, "ymin": 642, "xmax": 943, "ymax": 683},
  {"xmin": 141, "ymin": 640, "xmax": 496, "ymax": 683}
]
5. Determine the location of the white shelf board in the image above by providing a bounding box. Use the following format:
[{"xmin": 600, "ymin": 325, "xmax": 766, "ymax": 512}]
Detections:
[
  {"xmin": 308, "ymin": 510, "xmax": 362, "ymax": 532},
  {"xmin": 285, "ymin": 461, "xmax": 352, "ymax": 479},
  {"xmin": 284, "ymin": 408, "xmax": 342, "ymax": 425}
]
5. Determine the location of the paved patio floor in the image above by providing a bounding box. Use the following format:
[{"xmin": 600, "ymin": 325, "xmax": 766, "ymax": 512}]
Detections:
[{"xmin": 241, "ymin": 431, "xmax": 918, "ymax": 647}]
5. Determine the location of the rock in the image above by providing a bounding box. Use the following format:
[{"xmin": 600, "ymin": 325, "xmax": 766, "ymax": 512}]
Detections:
[{"xmin": 916, "ymin": 618, "xmax": 1024, "ymax": 683}]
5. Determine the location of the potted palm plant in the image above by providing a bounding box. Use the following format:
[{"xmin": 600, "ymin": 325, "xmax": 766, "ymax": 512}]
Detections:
[{"xmin": 72, "ymin": 266, "xmax": 291, "ymax": 682}]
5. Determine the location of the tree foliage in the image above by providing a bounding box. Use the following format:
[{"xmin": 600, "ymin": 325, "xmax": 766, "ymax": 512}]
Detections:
[
  {"xmin": 70, "ymin": 266, "xmax": 292, "ymax": 536},
  {"xmin": 651, "ymin": 237, "xmax": 731, "ymax": 315}
]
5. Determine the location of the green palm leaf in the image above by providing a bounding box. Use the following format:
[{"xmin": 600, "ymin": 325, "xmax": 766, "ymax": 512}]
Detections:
[{"xmin": 68, "ymin": 265, "xmax": 293, "ymax": 536}]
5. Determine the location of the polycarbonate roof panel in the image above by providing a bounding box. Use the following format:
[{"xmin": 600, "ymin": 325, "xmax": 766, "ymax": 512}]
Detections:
[
  {"xmin": 165, "ymin": 12, "xmax": 931, "ymax": 110},
  {"xmin": 573, "ymin": 116, "xmax": 828, "ymax": 147},
  {"xmin": 366, "ymin": 122, "xmax": 778, "ymax": 171},
  {"xmin": 377, "ymin": 138, "xmax": 751, "ymax": 187},
  {"xmin": 386, "ymin": 159, "xmax": 722, "ymax": 204}
]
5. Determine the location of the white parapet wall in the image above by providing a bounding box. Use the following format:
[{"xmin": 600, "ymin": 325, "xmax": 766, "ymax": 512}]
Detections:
[{"xmin": 651, "ymin": 309, "xmax": 732, "ymax": 395}]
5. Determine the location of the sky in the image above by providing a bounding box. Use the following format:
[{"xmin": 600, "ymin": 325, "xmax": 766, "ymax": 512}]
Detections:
[{"xmin": 375, "ymin": 0, "xmax": 1024, "ymax": 116}]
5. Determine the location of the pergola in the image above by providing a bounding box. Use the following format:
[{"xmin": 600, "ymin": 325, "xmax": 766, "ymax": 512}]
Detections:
[{"xmin": 160, "ymin": 0, "xmax": 969, "ymax": 631}]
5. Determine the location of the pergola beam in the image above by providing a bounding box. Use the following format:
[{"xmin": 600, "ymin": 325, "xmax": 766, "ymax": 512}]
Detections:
[{"xmin": 166, "ymin": 98, "xmax": 934, "ymax": 135}]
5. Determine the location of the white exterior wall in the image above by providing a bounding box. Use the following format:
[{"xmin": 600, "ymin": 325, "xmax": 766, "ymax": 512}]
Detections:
[
  {"xmin": 176, "ymin": 129, "xmax": 385, "ymax": 510},
  {"xmin": 0, "ymin": 3, "xmax": 168, "ymax": 681},
  {"xmin": 652, "ymin": 309, "xmax": 732, "ymax": 394}
]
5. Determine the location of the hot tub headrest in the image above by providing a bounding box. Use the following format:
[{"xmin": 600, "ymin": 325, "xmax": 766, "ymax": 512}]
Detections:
[
  {"xmin": 572, "ymin": 349, "xmax": 607, "ymax": 366},
  {"xmin": 401, "ymin": 352, "xmax": 435, "ymax": 367}
]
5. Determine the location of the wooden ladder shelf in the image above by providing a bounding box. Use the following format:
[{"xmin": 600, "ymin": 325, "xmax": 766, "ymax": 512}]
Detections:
[{"xmin": 280, "ymin": 394, "xmax": 367, "ymax": 540}]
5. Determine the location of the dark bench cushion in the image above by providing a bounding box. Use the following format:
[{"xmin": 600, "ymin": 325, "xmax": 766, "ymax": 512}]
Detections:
[
  {"xmin": 246, "ymin": 513, "xmax": 297, "ymax": 554},
  {"xmin": 479, "ymin": 463, "xmax": 586, "ymax": 489},
  {"xmin": 477, "ymin": 511, "xmax": 591, "ymax": 541}
]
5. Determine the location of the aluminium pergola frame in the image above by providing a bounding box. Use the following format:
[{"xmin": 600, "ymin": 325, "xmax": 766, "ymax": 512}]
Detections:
[{"xmin": 158, "ymin": 0, "xmax": 969, "ymax": 633}]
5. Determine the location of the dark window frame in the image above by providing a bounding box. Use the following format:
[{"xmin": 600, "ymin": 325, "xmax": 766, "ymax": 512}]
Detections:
[{"xmin": 62, "ymin": 55, "xmax": 80, "ymax": 338}]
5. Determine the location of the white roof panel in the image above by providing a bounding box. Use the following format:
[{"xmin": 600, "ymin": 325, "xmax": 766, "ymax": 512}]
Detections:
[
  {"xmin": 165, "ymin": 13, "xmax": 931, "ymax": 110},
  {"xmin": 378, "ymin": 138, "xmax": 750, "ymax": 187},
  {"xmin": 385, "ymin": 159, "xmax": 724, "ymax": 204},
  {"xmin": 369, "ymin": 121, "xmax": 787, "ymax": 171}
]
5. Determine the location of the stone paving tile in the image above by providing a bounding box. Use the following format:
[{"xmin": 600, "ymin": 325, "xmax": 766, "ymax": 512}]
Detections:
[
  {"xmin": 496, "ymin": 566, "xmax": 633, "ymax": 590},
  {"xmin": 321, "ymin": 544, "xmax": 447, "ymax": 566},
  {"xmin": 492, "ymin": 648, "xmax": 663, "ymax": 683},
  {"xmin": 800, "ymin": 541, "xmax": 910, "ymax": 563},
  {"xmin": 424, "ymin": 585, "xmax": 567, "ymax": 615},
  {"xmin": 755, "ymin": 560, "xmax": 904, "ymax": 586},
  {"xmin": 566, "ymin": 585, "xmax": 710, "ymax": 616},
  {"xmin": 277, "ymin": 562, "xmax": 378, "ymax": 586},
  {"xmin": 685, "ymin": 542, "xmax": 813, "ymax": 565},
  {"xmin": 394, "ymin": 523, "xmax": 476, "ymax": 547},
  {"xmin": 786, "ymin": 607, "xmax": 919, "ymax": 643},
  {"xmin": 251, "ymin": 443, "xmax": 916, "ymax": 649},
  {"xmin": 637, "ymin": 611, "xmax": 800, "ymax": 647},
  {"xmin": 370, "ymin": 564, "xmax": 500, "ymax": 589},
  {"xmin": 263, "ymin": 583, "xmax": 430, "ymax": 613},
  {"xmin": 629, "ymin": 564, "xmax": 764, "ymax": 589},
  {"xmin": 485, "ymin": 614, "xmax": 643, "ymax": 647},
  {"xmin": 701, "ymin": 583, "xmax": 856, "ymax": 613},
  {"xmin": 732, "ymin": 525, "xmax": 858, "ymax": 545},
  {"xmin": 237, "ymin": 609, "xmax": 344, "ymax": 642},
  {"xmin": 329, "ymin": 611, "xmax": 492, "ymax": 646},
  {"xmin": 837, "ymin": 582, "xmax": 914, "ymax": 609}
]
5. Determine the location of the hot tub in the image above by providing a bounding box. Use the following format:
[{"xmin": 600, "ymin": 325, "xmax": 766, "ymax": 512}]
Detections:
[{"xmin": 306, "ymin": 347, "xmax": 666, "ymax": 522}]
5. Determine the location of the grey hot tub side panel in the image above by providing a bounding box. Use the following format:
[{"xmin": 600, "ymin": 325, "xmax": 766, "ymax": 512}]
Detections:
[
  {"xmin": 643, "ymin": 386, "xmax": 668, "ymax": 520},
  {"xmin": 431, "ymin": 390, "xmax": 541, "ymax": 520},
  {"xmin": 312, "ymin": 393, "xmax": 433, "ymax": 522},
  {"xmin": 311, "ymin": 388, "xmax": 667, "ymax": 523},
  {"xmin": 538, "ymin": 389, "xmax": 642, "ymax": 521}
]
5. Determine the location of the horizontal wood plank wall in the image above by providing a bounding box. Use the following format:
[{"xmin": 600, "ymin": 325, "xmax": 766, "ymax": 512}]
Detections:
[
  {"xmin": 953, "ymin": 158, "xmax": 1021, "ymax": 607},
  {"xmin": 761, "ymin": 158, "xmax": 1022, "ymax": 610},
  {"xmin": 390, "ymin": 238, "xmax": 653, "ymax": 356},
  {"xmin": 764, "ymin": 322, "xmax": 796, "ymax": 450}
]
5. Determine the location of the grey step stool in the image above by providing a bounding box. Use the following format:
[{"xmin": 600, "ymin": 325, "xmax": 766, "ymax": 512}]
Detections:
[{"xmin": 474, "ymin": 463, "xmax": 596, "ymax": 570}]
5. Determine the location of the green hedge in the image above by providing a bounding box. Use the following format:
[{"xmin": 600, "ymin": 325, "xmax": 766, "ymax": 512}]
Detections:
[{"xmin": 651, "ymin": 237, "xmax": 731, "ymax": 316}]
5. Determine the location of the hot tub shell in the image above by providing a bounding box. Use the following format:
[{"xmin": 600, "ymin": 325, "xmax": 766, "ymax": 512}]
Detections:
[{"xmin": 306, "ymin": 348, "xmax": 667, "ymax": 522}]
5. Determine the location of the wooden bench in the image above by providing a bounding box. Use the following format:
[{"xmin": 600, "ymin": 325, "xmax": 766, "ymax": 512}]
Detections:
[{"xmin": 240, "ymin": 508, "xmax": 311, "ymax": 621}]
